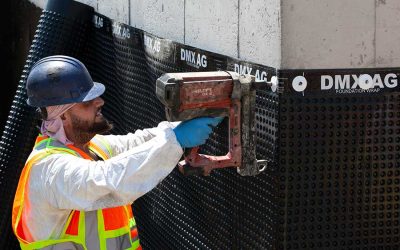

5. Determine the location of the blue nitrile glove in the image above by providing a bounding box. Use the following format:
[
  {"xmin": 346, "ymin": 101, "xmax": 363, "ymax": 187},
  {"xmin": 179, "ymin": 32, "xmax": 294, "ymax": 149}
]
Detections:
[{"xmin": 173, "ymin": 117, "xmax": 224, "ymax": 148}]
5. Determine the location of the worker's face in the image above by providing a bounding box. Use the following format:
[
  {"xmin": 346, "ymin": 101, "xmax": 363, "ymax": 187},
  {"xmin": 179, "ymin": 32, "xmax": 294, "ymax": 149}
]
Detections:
[{"xmin": 63, "ymin": 97, "xmax": 113, "ymax": 143}]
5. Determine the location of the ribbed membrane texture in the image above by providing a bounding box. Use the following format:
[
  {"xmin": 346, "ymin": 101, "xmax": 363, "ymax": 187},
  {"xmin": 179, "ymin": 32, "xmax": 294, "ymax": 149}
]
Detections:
[
  {"xmin": 276, "ymin": 89, "xmax": 400, "ymax": 249},
  {"xmin": 0, "ymin": 3, "xmax": 93, "ymax": 249},
  {"xmin": 0, "ymin": 1, "xmax": 399, "ymax": 249},
  {"xmin": 81, "ymin": 17, "xmax": 279, "ymax": 249}
]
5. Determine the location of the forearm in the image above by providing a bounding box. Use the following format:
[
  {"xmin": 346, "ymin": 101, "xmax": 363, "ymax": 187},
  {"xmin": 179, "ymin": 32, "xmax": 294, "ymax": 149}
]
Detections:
[
  {"xmin": 103, "ymin": 121, "xmax": 179, "ymax": 155},
  {"xmin": 32, "ymin": 127, "xmax": 182, "ymax": 211}
]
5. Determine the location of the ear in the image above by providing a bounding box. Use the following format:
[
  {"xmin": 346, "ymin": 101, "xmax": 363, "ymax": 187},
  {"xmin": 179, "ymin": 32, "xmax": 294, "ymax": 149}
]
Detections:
[{"xmin": 61, "ymin": 111, "xmax": 71, "ymax": 126}]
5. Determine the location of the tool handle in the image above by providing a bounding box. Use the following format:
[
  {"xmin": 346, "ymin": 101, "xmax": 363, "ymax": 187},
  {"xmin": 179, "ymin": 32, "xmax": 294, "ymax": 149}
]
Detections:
[
  {"xmin": 184, "ymin": 147, "xmax": 199, "ymax": 157},
  {"xmin": 179, "ymin": 163, "xmax": 205, "ymax": 176},
  {"xmin": 179, "ymin": 147, "xmax": 204, "ymax": 176},
  {"xmin": 184, "ymin": 148, "xmax": 193, "ymax": 156}
]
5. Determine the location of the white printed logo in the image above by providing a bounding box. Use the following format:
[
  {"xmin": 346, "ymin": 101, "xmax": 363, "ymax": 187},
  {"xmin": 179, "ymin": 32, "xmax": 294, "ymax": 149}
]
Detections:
[
  {"xmin": 180, "ymin": 49, "xmax": 207, "ymax": 68},
  {"xmin": 193, "ymin": 88, "xmax": 212, "ymax": 96},
  {"xmin": 321, "ymin": 73, "xmax": 397, "ymax": 94},
  {"xmin": 233, "ymin": 64, "xmax": 268, "ymax": 81},
  {"xmin": 144, "ymin": 35, "xmax": 161, "ymax": 53},
  {"xmin": 93, "ymin": 15, "xmax": 103, "ymax": 28},
  {"xmin": 112, "ymin": 23, "xmax": 130, "ymax": 39}
]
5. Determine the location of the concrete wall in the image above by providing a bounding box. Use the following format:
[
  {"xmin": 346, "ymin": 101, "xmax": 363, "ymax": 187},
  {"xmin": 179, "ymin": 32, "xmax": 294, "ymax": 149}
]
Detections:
[
  {"xmin": 281, "ymin": 0, "xmax": 400, "ymax": 69},
  {"xmin": 29, "ymin": 0, "xmax": 281, "ymax": 68},
  {"xmin": 29, "ymin": 0, "xmax": 400, "ymax": 69},
  {"xmin": 130, "ymin": 0, "xmax": 185, "ymax": 43}
]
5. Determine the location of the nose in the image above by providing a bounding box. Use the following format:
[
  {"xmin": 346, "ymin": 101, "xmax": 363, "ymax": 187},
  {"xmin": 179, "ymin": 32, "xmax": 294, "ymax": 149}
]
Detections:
[{"xmin": 93, "ymin": 96, "xmax": 104, "ymax": 107}]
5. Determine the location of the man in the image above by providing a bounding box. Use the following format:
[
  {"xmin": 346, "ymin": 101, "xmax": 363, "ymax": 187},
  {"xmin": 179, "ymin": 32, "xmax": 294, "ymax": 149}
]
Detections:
[{"xmin": 12, "ymin": 55, "xmax": 221, "ymax": 249}]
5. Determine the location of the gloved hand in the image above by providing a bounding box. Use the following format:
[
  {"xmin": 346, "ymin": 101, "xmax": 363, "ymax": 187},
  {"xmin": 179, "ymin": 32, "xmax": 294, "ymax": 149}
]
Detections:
[{"xmin": 173, "ymin": 117, "xmax": 223, "ymax": 148}]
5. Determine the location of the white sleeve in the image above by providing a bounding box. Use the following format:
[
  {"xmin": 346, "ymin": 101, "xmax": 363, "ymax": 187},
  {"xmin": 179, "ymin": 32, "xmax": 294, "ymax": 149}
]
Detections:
[
  {"xmin": 103, "ymin": 121, "xmax": 180, "ymax": 156},
  {"xmin": 29, "ymin": 124, "xmax": 183, "ymax": 211}
]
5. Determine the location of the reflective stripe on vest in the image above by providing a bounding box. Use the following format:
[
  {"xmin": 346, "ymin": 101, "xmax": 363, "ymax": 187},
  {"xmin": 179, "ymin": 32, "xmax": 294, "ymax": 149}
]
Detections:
[{"xmin": 12, "ymin": 135, "xmax": 141, "ymax": 250}]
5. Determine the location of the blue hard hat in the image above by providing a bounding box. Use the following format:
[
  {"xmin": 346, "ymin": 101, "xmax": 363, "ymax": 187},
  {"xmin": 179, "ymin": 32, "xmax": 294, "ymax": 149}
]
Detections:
[{"xmin": 26, "ymin": 55, "xmax": 105, "ymax": 107}]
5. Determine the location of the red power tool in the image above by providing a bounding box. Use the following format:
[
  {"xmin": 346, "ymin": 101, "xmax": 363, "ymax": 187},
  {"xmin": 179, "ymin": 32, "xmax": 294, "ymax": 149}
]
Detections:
[{"xmin": 156, "ymin": 71, "xmax": 268, "ymax": 176}]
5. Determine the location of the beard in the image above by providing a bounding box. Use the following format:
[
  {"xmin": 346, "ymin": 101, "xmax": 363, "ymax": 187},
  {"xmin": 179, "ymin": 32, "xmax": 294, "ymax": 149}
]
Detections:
[{"xmin": 69, "ymin": 113, "xmax": 113, "ymax": 144}]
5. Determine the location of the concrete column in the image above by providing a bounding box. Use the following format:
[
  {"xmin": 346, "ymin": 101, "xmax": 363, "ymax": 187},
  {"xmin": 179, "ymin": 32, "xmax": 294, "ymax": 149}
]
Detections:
[
  {"xmin": 281, "ymin": 0, "xmax": 376, "ymax": 69},
  {"xmin": 239, "ymin": 0, "xmax": 281, "ymax": 68},
  {"xmin": 376, "ymin": 0, "xmax": 400, "ymax": 67},
  {"xmin": 98, "ymin": 0, "xmax": 128, "ymax": 23},
  {"xmin": 130, "ymin": 0, "xmax": 184, "ymax": 43},
  {"xmin": 184, "ymin": 0, "xmax": 238, "ymax": 58}
]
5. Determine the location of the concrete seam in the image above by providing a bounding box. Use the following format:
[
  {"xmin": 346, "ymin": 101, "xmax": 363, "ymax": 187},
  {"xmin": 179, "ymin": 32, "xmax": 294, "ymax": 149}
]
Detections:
[
  {"xmin": 184, "ymin": 0, "xmax": 186, "ymax": 44},
  {"xmin": 279, "ymin": 0, "xmax": 282, "ymax": 69},
  {"xmin": 237, "ymin": 0, "xmax": 240, "ymax": 58},
  {"xmin": 128, "ymin": 0, "xmax": 131, "ymax": 25},
  {"xmin": 374, "ymin": 0, "xmax": 377, "ymax": 67},
  {"xmin": 279, "ymin": 2, "xmax": 286, "ymax": 248}
]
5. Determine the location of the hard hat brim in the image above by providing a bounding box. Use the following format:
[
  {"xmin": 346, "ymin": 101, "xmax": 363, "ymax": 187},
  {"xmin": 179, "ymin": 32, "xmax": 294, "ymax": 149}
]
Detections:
[{"xmin": 82, "ymin": 81, "xmax": 105, "ymax": 102}]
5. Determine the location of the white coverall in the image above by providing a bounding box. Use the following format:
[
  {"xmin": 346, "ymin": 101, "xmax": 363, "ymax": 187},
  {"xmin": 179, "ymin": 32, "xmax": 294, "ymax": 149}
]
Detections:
[{"xmin": 24, "ymin": 122, "xmax": 183, "ymax": 241}]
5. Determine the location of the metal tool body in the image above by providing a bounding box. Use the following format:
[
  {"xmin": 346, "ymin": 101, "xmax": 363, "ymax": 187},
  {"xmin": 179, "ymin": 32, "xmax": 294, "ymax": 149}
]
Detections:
[{"xmin": 156, "ymin": 71, "xmax": 266, "ymax": 176}]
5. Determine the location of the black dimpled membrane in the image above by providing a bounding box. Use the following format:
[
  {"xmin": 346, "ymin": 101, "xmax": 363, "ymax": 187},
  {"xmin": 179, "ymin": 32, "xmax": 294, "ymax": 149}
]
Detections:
[
  {"xmin": 1, "ymin": 1, "xmax": 399, "ymax": 249},
  {"xmin": 275, "ymin": 70, "xmax": 400, "ymax": 249},
  {"xmin": 0, "ymin": 1, "xmax": 94, "ymax": 248}
]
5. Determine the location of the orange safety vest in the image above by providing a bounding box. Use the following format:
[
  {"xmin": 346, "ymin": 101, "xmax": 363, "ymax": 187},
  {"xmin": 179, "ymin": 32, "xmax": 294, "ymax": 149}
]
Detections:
[{"xmin": 12, "ymin": 135, "xmax": 142, "ymax": 250}]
